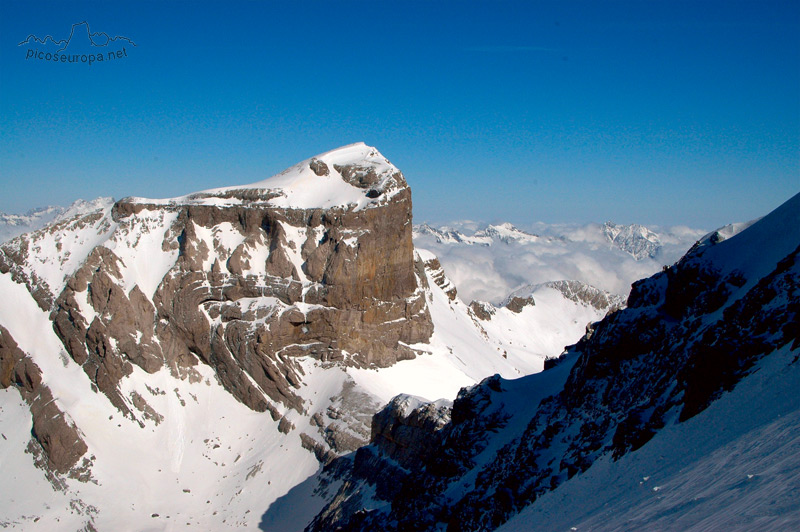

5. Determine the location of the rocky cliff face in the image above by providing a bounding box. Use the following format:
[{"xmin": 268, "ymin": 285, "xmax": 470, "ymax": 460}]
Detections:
[
  {"xmin": 309, "ymin": 192, "xmax": 800, "ymax": 531},
  {"xmin": 1, "ymin": 143, "xmax": 432, "ymax": 475}
]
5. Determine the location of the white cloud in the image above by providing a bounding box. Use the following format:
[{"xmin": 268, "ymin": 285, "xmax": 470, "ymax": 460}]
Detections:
[{"xmin": 414, "ymin": 221, "xmax": 705, "ymax": 304}]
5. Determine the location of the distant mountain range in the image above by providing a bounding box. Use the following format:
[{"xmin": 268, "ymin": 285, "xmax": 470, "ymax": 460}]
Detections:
[
  {"xmin": 0, "ymin": 198, "xmax": 113, "ymax": 243},
  {"xmin": 413, "ymin": 219, "xmax": 713, "ymax": 304},
  {"xmin": 414, "ymin": 222, "xmax": 542, "ymax": 246},
  {"xmin": 415, "ymin": 219, "xmax": 700, "ymax": 260}
]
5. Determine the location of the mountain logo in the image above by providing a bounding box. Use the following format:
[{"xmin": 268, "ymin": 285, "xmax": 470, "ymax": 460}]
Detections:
[{"xmin": 19, "ymin": 21, "xmax": 136, "ymax": 65}]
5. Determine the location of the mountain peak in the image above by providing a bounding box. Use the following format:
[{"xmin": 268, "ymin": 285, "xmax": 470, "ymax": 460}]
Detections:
[
  {"xmin": 312, "ymin": 141, "xmax": 385, "ymax": 164},
  {"xmin": 602, "ymin": 221, "xmax": 662, "ymax": 260},
  {"xmin": 122, "ymin": 143, "xmax": 406, "ymax": 212},
  {"xmin": 477, "ymin": 223, "xmax": 539, "ymax": 244}
]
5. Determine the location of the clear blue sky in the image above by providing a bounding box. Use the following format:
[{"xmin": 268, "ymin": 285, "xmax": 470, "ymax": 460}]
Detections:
[{"xmin": 1, "ymin": 0, "xmax": 798, "ymax": 229}]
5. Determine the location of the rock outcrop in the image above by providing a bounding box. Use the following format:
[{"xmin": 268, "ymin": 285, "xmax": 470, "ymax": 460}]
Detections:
[
  {"xmin": 0, "ymin": 325, "xmax": 89, "ymax": 478},
  {"xmin": 504, "ymin": 296, "xmax": 534, "ymax": 313},
  {"xmin": 419, "ymin": 252, "xmax": 457, "ymax": 301}
]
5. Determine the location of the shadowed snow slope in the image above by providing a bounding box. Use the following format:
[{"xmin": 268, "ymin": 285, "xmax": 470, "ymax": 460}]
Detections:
[{"xmin": 499, "ymin": 342, "xmax": 800, "ymax": 532}]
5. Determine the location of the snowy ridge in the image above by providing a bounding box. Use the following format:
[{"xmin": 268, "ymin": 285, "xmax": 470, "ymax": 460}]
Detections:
[
  {"xmin": 503, "ymin": 279, "xmax": 626, "ymax": 313},
  {"xmin": 696, "ymin": 217, "xmax": 761, "ymax": 247},
  {"xmin": 689, "ymin": 192, "xmax": 800, "ymax": 288},
  {"xmin": 0, "ymin": 197, "xmax": 113, "ymax": 244},
  {"xmin": 125, "ymin": 142, "xmax": 406, "ymax": 211}
]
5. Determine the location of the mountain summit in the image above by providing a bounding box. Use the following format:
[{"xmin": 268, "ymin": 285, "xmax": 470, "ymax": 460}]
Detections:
[
  {"xmin": 3, "ymin": 142, "xmax": 431, "ymax": 415},
  {"xmin": 124, "ymin": 142, "xmax": 407, "ymax": 212},
  {"xmin": 0, "ymin": 144, "xmax": 437, "ymax": 529}
]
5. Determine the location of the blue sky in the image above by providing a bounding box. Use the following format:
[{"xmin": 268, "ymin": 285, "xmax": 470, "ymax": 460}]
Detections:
[{"xmin": 1, "ymin": 0, "xmax": 798, "ymax": 229}]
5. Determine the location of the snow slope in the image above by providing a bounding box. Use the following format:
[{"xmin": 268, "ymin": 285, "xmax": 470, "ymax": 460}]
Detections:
[
  {"xmin": 127, "ymin": 142, "xmax": 403, "ymax": 212},
  {"xmin": 499, "ymin": 342, "xmax": 800, "ymax": 532}
]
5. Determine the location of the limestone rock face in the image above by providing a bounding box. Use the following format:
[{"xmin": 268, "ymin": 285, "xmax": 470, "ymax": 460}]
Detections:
[
  {"xmin": 36, "ymin": 143, "xmax": 433, "ymax": 419},
  {"xmin": 0, "ymin": 325, "xmax": 89, "ymax": 476},
  {"xmin": 420, "ymin": 254, "xmax": 457, "ymax": 301},
  {"xmin": 504, "ymin": 296, "xmax": 534, "ymax": 313}
]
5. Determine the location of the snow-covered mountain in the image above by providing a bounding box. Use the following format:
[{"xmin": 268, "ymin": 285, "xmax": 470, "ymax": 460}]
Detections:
[
  {"xmin": 601, "ymin": 220, "xmax": 661, "ymax": 260},
  {"xmin": 310, "ymin": 191, "xmax": 800, "ymax": 531},
  {"xmin": 0, "ymin": 144, "xmax": 618, "ymax": 530},
  {"xmin": 415, "ymin": 222, "xmax": 542, "ymax": 246},
  {"xmin": 413, "ymin": 219, "xmax": 707, "ymax": 304},
  {"xmin": 0, "ymin": 198, "xmax": 113, "ymax": 244}
]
